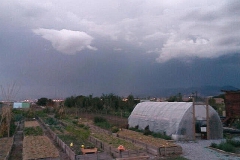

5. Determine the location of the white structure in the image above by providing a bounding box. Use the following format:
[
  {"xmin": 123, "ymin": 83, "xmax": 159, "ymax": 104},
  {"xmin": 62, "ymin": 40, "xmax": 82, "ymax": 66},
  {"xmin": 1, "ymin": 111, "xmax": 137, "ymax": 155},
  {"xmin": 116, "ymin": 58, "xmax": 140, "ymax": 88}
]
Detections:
[{"xmin": 128, "ymin": 102, "xmax": 223, "ymax": 140}]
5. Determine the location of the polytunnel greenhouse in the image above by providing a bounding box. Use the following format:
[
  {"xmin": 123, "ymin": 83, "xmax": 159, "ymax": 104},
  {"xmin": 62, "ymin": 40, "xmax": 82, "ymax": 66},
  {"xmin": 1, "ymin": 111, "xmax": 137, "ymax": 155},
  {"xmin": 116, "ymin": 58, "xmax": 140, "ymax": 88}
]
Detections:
[{"xmin": 128, "ymin": 102, "xmax": 223, "ymax": 140}]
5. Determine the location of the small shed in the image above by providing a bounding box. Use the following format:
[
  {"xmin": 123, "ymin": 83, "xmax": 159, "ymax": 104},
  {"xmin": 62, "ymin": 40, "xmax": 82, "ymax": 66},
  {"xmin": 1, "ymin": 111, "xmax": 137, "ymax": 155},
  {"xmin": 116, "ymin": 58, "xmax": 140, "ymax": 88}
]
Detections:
[
  {"xmin": 13, "ymin": 102, "xmax": 30, "ymax": 109},
  {"xmin": 128, "ymin": 102, "xmax": 223, "ymax": 140}
]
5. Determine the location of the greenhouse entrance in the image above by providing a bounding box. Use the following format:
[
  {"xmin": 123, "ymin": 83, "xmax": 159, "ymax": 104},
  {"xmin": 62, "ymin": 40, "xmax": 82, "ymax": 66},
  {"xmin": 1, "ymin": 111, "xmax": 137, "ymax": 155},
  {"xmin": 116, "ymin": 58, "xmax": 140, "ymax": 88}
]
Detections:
[{"xmin": 195, "ymin": 120, "xmax": 207, "ymax": 139}]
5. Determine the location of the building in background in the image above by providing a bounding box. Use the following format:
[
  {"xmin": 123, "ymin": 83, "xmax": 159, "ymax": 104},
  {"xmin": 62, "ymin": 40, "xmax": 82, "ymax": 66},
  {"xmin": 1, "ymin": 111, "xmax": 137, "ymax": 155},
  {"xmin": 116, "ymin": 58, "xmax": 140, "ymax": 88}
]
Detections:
[
  {"xmin": 13, "ymin": 102, "xmax": 30, "ymax": 109},
  {"xmin": 222, "ymin": 90, "xmax": 240, "ymax": 125}
]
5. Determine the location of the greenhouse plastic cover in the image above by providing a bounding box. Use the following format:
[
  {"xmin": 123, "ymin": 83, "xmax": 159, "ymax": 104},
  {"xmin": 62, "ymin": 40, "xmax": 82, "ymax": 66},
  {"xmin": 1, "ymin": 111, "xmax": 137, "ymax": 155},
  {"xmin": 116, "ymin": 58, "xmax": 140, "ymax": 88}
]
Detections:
[{"xmin": 128, "ymin": 102, "xmax": 223, "ymax": 140}]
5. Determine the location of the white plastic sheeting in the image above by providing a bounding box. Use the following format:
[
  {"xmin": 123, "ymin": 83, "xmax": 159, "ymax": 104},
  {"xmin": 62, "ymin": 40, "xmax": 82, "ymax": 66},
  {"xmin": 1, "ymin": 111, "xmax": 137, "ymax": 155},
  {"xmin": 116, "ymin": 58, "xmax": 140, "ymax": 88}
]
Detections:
[{"xmin": 128, "ymin": 102, "xmax": 223, "ymax": 140}]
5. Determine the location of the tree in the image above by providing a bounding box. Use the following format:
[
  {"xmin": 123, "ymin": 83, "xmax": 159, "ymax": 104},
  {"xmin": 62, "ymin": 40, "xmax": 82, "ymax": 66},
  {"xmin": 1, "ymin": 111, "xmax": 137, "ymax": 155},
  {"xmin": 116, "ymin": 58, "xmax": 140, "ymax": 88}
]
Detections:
[
  {"xmin": 64, "ymin": 96, "xmax": 75, "ymax": 107},
  {"xmin": 37, "ymin": 98, "xmax": 48, "ymax": 106},
  {"xmin": 167, "ymin": 93, "xmax": 183, "ymax": 102}
]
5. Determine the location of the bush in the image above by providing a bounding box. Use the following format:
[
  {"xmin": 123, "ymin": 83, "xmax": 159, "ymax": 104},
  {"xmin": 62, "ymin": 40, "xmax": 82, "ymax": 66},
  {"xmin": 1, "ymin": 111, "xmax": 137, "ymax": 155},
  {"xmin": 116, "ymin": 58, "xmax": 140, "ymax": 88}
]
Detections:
[
  {"xmin": 94, "ymin": 117, "xmax": 107, "ymax": 123},
  {"xmin": 111, "ymin": 126, "xmax": 119, "ymax": 133},
  {"xmin": 129, "ymin": 125, "xmax": 141, "ymax": 132},
  {"xmin": 210, "ymin": 143, "xmax": 218, "ymax": 148},
  {"xmin": 78, "ymin": 123, "xmax": 85, "ymax": 128},
  {"xmin": 226, "ymin": 139, "xmax": 240, "ymax": 147},
  {"xmin": 143, "ymin": 125, "xmax": 152, "ymax": 135},
  {"xmin": 232, "ymin": 121, "xmax": 240, "ymax": 130},
  {"xmin": 72, "ymin": 120, "xmax": 78, "ymax": 125},
  {"xmin": 94, "ymin": 116, "xmax": 111, "ymax": 129},
  {"xmin": 152, "ymin": 132, "xmax": 172, "ymax": 140},
  {"xmin": 45, "ymin": 117, "xmax": 58, "ymax": 125},
  {"xmin": 217, "ymin": 142, "xmax": 235, "ymax": 152},
  {"xmin": 83, "ymin": 125, "xmax": 90, "ymax": 130},
  {"xmin": 14, "ymin": 114, "xmax": 24, "ymax": 121}
]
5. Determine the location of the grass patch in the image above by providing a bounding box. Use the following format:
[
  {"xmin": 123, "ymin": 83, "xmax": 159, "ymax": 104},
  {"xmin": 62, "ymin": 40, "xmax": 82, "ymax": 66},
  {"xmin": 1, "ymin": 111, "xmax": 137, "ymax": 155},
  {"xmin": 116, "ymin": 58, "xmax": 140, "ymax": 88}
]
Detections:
[
  {"xmin": 24, "ymin": 126, "xmax": 43, "ymax": 136},
  {"xmin": 44, "ymin": 117, "xmax": 58, "ymax": 125},
  {"xmin": 65, "ymin": 125, "xmax": 90, "ymax": 140},
  {"xmin": 94, "ymin": 116, "xmax": 112, "ymax": 130}
]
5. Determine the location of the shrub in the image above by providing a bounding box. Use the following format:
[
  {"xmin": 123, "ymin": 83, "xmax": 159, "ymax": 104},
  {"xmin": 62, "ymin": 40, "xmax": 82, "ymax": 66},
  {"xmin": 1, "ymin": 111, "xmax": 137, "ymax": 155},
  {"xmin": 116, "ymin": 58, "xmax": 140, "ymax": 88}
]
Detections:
[
  {"xmin": 111, "ymin": 126, "xmax": 119, "ymax": 133},
  {"xmin": 226, "ymin": 139, "xmax": 240, "ymax": 147},
  {"xmin": 14, "ymin": 114, "xmax": 24, "ymax": 121},
  {"xmin": 94, "ymin": 116, "xmax": 111, "ymax": 129},
  {"xmin": 45, "ymin": 117, "xmax": 58, "ymax": 125},
  {"xmin": 83, "ymin": 125, "xmax": 90, "ymax": 130},
  {"xmin": 129, "ymin": 125, "xmax": 141, "ymax": 132},
  {"xmin": 143, "ymin": 125, "xmax": 152, "ymax": 135},
  {"xmin": 78, "ymin": 123, "xmax": 85, "ymax": 128},
  {"xmin": 72, "ymin": 120, "xmax": 78, "ymax": 125},
  {"xmin": 210, "ymin": 143, "xmax": 218, "ymax": 148},
  {"xmin": 217, "ymin": 142, "xmax": 235, "ymax": 153},
  {"xmin": 94, "ymin": 117, "xmax": 107, "ymax": 123},
  {"xmin": 152, "ymin": 132, "xmax": 172, "ymax": 140}
]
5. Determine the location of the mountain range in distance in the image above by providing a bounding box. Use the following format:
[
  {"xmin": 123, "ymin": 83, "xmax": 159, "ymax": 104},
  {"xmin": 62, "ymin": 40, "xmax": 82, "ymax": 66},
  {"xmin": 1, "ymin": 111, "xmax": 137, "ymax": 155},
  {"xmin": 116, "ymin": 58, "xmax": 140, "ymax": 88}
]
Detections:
[{"xmin": 136, "ymin": 85, "xmax": 240, "ymax": 98}]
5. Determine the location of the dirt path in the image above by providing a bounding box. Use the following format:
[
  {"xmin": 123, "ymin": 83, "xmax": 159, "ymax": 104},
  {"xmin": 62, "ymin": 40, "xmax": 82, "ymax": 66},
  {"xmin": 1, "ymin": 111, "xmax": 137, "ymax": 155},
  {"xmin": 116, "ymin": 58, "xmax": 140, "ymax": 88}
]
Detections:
[{"xmin": 9, "ymin": 122, "xmax": 23, "ymax": 160}]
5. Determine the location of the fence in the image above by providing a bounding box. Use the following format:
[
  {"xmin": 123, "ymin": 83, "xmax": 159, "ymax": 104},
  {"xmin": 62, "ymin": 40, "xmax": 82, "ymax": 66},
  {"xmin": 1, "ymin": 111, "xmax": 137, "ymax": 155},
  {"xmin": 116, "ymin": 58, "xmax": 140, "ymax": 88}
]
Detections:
[
  {"xmin": 37, "ymin": 117, "xmax": 149, "ymax": 160},
  {"xmin": 88, "ymin": 136, "xmax": 147, "ymax": 158},
  {"xmin": 37, "ymin": 117, "xmax": 76, "ymax": 160}
]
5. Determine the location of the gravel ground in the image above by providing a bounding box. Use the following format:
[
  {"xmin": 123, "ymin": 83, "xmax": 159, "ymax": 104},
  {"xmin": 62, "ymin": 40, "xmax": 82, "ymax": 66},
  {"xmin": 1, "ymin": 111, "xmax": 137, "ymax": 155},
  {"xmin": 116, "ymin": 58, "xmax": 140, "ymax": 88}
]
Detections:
[{"xmin": 176, "ymin": 139, "xmax": 240, "ymax": 160}]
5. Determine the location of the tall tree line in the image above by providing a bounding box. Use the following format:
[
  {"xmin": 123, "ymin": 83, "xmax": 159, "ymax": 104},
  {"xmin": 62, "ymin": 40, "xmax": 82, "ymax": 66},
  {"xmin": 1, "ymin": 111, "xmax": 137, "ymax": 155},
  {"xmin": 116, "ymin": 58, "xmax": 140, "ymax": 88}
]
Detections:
[{"xmin": 64, "ymin": 94, "xmax": 139, "ymax": 113}]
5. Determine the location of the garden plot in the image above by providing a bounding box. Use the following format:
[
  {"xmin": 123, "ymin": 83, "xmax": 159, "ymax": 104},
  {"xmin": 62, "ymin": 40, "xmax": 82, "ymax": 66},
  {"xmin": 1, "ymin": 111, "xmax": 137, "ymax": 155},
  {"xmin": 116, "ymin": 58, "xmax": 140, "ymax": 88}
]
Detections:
[
  {"xmin": 41, "ymin": 116, "xmax": 95, "ymax": 155},
  {"xmin": 24, "ymin": 121, "xmax": 40, "ymax": 127},
  {"xmin": 118, "ymin": 129, "xmax": 177, "ymax": 148},
  {"xmin": 23, "ymin": 136, "xmax": 59, "ymax": 160},
  {"xmin": 117, "ymin": 129, "xmax": 182, "ymax": 156},
  {"xmin": 91, "ymin": 132, "xmax": 143, "ymax": 150},
  {"xmin": 0, "ymin": 137, "xmax": 13, "ymax": 160}
]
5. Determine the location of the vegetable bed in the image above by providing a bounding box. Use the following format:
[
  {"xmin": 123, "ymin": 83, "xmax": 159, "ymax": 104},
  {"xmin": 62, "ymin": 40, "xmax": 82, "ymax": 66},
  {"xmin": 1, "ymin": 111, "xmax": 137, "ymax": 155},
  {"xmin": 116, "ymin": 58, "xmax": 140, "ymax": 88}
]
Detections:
[
  {"xmin": 118, "ymin": 129, "xmax": 177, "ymax": 148},
  {"xmin": 91, "ymin": 132, "xmax": 143, "ymax": 151},
  {"xmin": 24, "ymin": 121, "xmax": 39, "ymax": 128},
  {"xmin": 0, "ymin": 137, "xmax": 13, "ymax": 160},
  {"xmin": 42, "ymin": 116, "xmax": 95, "ymax": 155},
  {"xmin": 23, "ymin": 136, "xmax": 59, "ymax": 160}
]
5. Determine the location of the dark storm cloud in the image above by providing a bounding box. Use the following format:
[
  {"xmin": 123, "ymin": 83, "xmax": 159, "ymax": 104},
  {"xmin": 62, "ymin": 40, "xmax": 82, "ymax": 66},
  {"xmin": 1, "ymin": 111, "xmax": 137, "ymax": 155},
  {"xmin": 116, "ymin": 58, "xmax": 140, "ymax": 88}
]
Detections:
[{"xmin": 0, "ymin": 0, "xmax": 240, "ymax": 100}]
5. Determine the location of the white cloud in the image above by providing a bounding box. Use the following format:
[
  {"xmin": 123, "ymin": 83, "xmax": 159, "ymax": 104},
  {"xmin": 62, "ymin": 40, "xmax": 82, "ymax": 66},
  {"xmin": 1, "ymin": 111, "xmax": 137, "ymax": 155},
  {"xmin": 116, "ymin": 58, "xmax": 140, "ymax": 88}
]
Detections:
[
  {"xmin": 1, "ymin": 0, "xmax": 240, "ymax": 62},
  {"xmin": 33, "ymin": 28, "xmax": 97, "ymax": 54}
]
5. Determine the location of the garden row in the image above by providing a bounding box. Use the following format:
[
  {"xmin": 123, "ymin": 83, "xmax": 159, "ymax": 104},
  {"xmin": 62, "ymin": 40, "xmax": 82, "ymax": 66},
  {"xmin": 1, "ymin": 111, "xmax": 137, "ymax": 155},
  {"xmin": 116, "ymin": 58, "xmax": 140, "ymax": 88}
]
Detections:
[
  {"xmin": 117, "ymin": 129, "xmax": 182, "ymax": 156},
  {"xmin": 0, "ymin": 119, "xmax": 21, "ymax": 160},
  {"xmin": 89, "ymin": 116, "xmax": 182, "ymax": 156},
  {"xmin": 0, "ymin": 137, "xmax": 14, "ymax": 160},
  {"xmin": 38, "ymin": 116, "xmax": 147, "ymax": 159},
  {"xmin": 23, "ymin": 120, "xmax": 59, "ymax": 160}
]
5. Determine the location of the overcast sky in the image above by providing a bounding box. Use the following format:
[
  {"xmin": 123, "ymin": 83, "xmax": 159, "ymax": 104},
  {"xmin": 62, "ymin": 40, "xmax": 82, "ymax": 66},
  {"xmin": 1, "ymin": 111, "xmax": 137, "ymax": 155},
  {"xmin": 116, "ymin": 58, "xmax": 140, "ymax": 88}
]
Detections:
[{"xmin": 1, "ymin": 0, "xmax": 240, "ymax": 100}]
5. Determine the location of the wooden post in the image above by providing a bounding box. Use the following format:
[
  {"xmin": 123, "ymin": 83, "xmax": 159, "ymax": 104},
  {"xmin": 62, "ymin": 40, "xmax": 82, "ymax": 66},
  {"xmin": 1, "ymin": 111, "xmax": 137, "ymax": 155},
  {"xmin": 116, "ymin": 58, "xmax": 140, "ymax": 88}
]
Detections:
[
  {"xmin": 192, "ymin": 98, "xmax": 196, "ymax": 141},
  {"xmin": 206, "ymin": 98, "xmax": 210, "ymax": 140}
]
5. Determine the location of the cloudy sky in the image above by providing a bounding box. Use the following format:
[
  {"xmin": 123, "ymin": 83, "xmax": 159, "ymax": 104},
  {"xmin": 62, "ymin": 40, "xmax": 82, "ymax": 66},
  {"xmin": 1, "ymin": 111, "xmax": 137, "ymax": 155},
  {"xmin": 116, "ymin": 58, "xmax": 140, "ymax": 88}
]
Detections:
[{"xmin": 0, "ymin": 0, "xmax": 240, "ymax": 100}]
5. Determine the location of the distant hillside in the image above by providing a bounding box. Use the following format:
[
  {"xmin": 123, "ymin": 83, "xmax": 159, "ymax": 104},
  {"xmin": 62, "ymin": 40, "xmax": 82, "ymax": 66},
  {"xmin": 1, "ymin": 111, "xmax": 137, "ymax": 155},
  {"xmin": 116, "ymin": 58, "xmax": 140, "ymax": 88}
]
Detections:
[{"xmin": 137, "ymin": 85, "xmax": 239, "ymax": 98}]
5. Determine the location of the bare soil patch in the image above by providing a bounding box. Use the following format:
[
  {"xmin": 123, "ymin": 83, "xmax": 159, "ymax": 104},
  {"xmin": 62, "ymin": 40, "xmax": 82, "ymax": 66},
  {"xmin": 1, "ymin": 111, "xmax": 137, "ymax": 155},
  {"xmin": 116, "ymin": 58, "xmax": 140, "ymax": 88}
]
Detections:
[
  {"xmin": 23, "ymin": 136, "xmax": 59, "ymax": 160},
  {"xmin": 24, "ymin": 121, "xmax": 39, "ymax": 128},
  {"xmin": 0, "ymin": 137, "xmax": 13, "ymax": 160}
]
